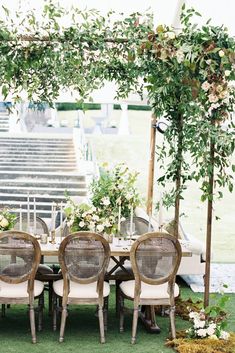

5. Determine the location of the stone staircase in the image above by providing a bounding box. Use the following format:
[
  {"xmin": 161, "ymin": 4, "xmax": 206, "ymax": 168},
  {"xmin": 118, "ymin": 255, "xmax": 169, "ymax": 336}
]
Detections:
[
  {"xmin": 0, "ymin": 133, "xmax": 87, "ymax": 219},
  {"xmin": 0, "ymin": 112, "xmax": 9, "ymax": 132}
]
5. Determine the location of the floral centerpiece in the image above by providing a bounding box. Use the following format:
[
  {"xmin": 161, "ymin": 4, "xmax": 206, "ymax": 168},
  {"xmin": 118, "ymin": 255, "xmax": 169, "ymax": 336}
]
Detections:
[
  {"xmin": 0, "ymin": 208, "xmax": 16, "ymax": 231},
  {"xmin": 90, "ymin": 163, "xmax": 141, "ymax": 221},
  {"xmin": 64, "ymin": 200, "xmax": 117, "ymax": 236}
]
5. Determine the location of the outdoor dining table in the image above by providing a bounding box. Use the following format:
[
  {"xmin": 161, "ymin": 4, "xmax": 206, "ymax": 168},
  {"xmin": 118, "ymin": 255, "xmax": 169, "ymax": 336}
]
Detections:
[{"xmin": 40, "ymin": 236, "xmax": 192, "ymax": 333}]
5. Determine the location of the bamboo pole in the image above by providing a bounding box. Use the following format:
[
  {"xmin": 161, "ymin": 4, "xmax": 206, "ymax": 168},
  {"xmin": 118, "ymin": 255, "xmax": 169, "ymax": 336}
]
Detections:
[
  {"xmin": 204, "ymin": 131, "xmax": 215, "ymax": 307},
  {"xmin": 147, "ymin": 114, "xmax": 157, "ymax": 216},
  {"xmin": 174, "ymin": 114, "xmax": 183, "ymax": 238}
]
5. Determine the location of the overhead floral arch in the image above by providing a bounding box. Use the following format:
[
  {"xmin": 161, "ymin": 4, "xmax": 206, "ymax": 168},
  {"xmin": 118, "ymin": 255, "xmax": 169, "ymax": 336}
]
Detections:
[{"xmin": 0, "ymin": 2, "xmax": 234, "ymax": 305}]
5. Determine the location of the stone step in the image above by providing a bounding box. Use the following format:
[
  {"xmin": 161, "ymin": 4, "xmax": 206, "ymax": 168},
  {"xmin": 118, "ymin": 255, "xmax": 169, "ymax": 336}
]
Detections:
[
  {"xmin": 0, "ymin": 166, "xmax": 77, "ymax": 172},
  {"xmin": 0, "ymin": 170, "xmax": 85, "ymax": 181},
  {"xmin": 0, "ymin": 193, "xmax": 81, "ymax": 203},
  {"xmin": 0, "ymin": 128, "xmax": 8, "ymax": 132},
  {"xmin": 0, "ymin": 138, "xmax": 73, "ymax": 144},
  {"xmin": 1, "ymin": 179, "xmax": 86, "ymax": 189},
  {"xmin": 0, "ymin": 187, "xmax": 87, "ymax": 202},
  {"xmin": 0, "ymin": 157, "xmax": 77, "ymax": 163},
  {"xmin": 0, "ymin": 146, "xmax": 74, "ymax": 152},
  {"xmin": 0, "ymin": 162, "xmax": 77, "ymax": 167},
  {"xmin": 0, "ymin": 151, "xmax": 76, "ymax": 157}
]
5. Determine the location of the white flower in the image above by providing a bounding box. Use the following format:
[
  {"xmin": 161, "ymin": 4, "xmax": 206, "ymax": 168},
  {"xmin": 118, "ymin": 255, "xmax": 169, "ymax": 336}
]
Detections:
[
  {"xmin": 97, "ymin": 224, "xmax": 104, "ymax": 233},
  {"xmin": 176, "ymin": 49, "xmax": 184, "ymax": 63},
  {"xmin": 225, "ymin": 70, "xmax": 231, "ymax": 77},
  {"xmin": 0, "ymin": 218, "xmax": 9, "ymax": 228},
  {"xmin": 82, "ymin": 212, "xmax": 87, "ymax": 217},
  {"xmin": 101, "ymin": 197, "xmax": 110, "ymax": 206},
  {"xmin": 207, "ymin": 323, "xmax": 216, "ymax": 336},
  {"xmin": 194, "ymin": 319, "xmax": 205, "ymax": 329},
  {"xmin": 206, "ymin": 59, "xmax": 211, "ymax": 65},
  {"xmin": 88, "ymin": 222, "xmax": 96, "ymax": 231},
  {"xmin": 197, "ymin": 328, "xmax": 207, "ymax": 338},
  {"xmin": 189, "ymin": 311, "xmax": 200, "ymax": 320},
  {"xmin": 118, "ymin": 184, "xmax": 124, "ymax": 190},
  {"xmin": 92, "ymin": 215, "xmax": 99, "ymax": 221},
  {"xmin": 0, "ymin": 215, "xmax": 3, "ymax": 221},
  {"xmin": 219, "ymin": 50, "xmax": 225, "ymax": 57},
  {"xmin": 166, "ymin": 31, "xmax": 176, "ymax": 40},
  {"xmin": 126, "ymin": 193, "xmax": 133, "ymax": 200},
  {"xmin": 79, "ymin": 221, "xmax": 85, "ymax": 228},
  {"xmin": 208, "ymin": 94, "xmax": 219, "ymax": 103},
  {"xmin": 219, "ymin": 331, "xmax": 230, "ymax": 340},
  {"xmin": 121, "ymin": 217, "xmax": 126, "ymax": 222},
  {"xmin": 201, "ymin": 81, "xmax": 211, "ymax": 92},
  {"xmin": 104, "ymin": 220, "xmax": 111, "ymax": 227}
]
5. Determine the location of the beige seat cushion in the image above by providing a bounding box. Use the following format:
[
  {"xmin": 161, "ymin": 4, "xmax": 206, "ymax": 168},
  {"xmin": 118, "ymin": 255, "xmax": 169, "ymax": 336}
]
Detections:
[
  {"xmin": 120, "ymin": 280, "xmax": 179, "ymax": 299},
  {"xmin": 0, "ymin": 280, "xmax": 44, "ymax": 298},
  {"xmin": 53, "ymin": 279, "xmax": 110, "ymax": 298}
]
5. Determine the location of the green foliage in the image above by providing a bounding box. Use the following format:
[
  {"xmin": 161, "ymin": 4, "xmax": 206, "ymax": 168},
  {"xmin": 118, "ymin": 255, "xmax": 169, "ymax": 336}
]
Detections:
[
  {"xmin": 91, "ymin": 163, "xmax": 141, "ymax": 219},
  {"xmin": 0, "ymin": 1, "xmax": 234, "ymax": 207},
  {"xmin": 0, "ymin": 208, "xmax": 16, "ymax": 231}
]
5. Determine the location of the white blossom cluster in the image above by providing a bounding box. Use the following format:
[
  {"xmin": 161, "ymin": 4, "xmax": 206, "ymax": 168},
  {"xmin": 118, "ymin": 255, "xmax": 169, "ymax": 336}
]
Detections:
[{"xmin": 186, "ymin": 310, "xmax": 230, "ymax": 340}]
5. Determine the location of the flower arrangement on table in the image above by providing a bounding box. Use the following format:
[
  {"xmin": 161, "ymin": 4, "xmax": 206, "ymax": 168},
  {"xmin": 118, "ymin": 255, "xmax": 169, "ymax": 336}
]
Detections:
[
  {"xmin": 90, "ymin": 163, "xmax": 141, "ymax": 220},
  {"xmin": 64, "ymin": 201, "xmax": 117, "ymax": 236},
  {"xmin": 0, "ymin": 208, "xmax": 16, "ymax": 231},
  {"xmin": 64, "ymin": 163, "xmax": 141, "ymax": 237}
]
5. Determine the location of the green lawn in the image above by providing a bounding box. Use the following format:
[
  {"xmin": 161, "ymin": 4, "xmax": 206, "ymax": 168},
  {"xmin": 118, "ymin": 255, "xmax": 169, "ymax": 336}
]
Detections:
[{"xmin": 1, "ymin": 284, "xmax": 234, "ymax": 353}]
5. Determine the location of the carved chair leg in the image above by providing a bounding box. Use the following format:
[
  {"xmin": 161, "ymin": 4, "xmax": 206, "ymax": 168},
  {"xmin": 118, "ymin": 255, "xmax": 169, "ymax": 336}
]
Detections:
[
  {"xmin": 38, "ymin": 294, "xmax": 44, "ymax": 332},
  {"xmin": 119, "ymin": 295, "xmax": 124, "ymax": 333},
  {"xmin": 150, "ymin": 305, "xmax": 156, "ymax": 327},
  {"xmin": 98, "ymin": 305, "xmax": 105, "ymax": 344},
  {"xmin": 103, "ymin": 296, "xmax": 108, "ymax": 332},
  {"xmin": 169, "ymin": 305, "xmax": 176, "ymax": 339},
  {"xmin": 52, "ymin": 293, "xmax": 58, "ymax": 331},
  {"xmin": 59, "ymin": 305, "xmax": 67, "ymax": 343},
  {"xmin": 115, "ymin": 280, "xmax": 121, "ymax": 317},
  {"xmin": 131, "ymin": 306, "xmax": 139, "ymax": 344},
  {"xmin": 29, "ymin": 304, "xmax": 37, "ymax": 344},
  {"xmin": 1, "ymin": 304, "xmax": 6, "ymax": 317}
]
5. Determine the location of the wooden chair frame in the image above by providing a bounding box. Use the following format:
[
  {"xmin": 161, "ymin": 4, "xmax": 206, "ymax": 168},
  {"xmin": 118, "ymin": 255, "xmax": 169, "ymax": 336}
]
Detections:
[
  {"xmin": 119, "ymin": 232, "xmax": 182, "ymax": 344},
  {"xmin": 0, "ymin": 230, "xmax": 42, "ymax": 343},
  {"xmin": 54, "ymin": 231, "xmax": 110, "ymax": 343}
]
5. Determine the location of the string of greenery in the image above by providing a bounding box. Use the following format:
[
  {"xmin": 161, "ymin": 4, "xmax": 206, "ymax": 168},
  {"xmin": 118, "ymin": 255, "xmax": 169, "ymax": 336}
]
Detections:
[{"xmin": 0, "ymin": 1, "xmax": 234, "ymax": 223}]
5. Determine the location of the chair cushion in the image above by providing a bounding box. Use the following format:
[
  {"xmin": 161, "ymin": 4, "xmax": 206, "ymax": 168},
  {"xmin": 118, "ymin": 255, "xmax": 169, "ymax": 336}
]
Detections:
[
  {"xmin": 53, "ymin": 279, "xmax": 110, "ymax": 298},
  {"xmin": 120, "ymin": 280, "xmax": 179, "ymax": 299},
  {"xmin": 0, "ymin": 280, "xmax": 44, "ymax": 298}
]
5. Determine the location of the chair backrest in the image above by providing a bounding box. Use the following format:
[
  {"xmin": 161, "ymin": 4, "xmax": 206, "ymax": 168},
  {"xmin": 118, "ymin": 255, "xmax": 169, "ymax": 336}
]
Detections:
[
  {"xmin": 58, "ymin": 232, "xmax": 110, "ymax": 285},
  {"xmin": 130, "ymin": 232, "xmax": 182, "ymax": 286},
  {"xmin": 120, "ymin": 216, "xmax": 154, "ymax": 236},
  {"xmin": 14, "ymin": 215, "xmax": 49, "ymax": 236},
  {"xmin": 0, "ymin": 230, "xmax": 41, "ymax": 284}
]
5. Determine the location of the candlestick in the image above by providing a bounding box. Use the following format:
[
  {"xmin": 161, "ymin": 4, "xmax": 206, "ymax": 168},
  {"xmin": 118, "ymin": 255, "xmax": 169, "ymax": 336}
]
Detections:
[
  {"xmin": 27, "ymin": 193, "xmax": 30, "ymax": 233},
  {"xmin": 158, "ymin": 194, "xmax": 163, "ymax": 230},
  {"xmin": 117, "ymin": 203, "xmax": 121, "ymax": 233},
  {"xmin": 130, "ymin": 206, "xmax": 134, "ymax": 236},
  {"xmin": 50, "ymin": 202, "xmax": 56, "ymax": 244},
  {"xmin": 19, "ymin": 204, "xmax": 22, "ymax": 231},
  {"xmin": 60, "ymin": 201, "xmax": 63, "ymax": 238},
  {"xmin": 33, "ymin": 197, "xmax": 36, "ymax": 236}
]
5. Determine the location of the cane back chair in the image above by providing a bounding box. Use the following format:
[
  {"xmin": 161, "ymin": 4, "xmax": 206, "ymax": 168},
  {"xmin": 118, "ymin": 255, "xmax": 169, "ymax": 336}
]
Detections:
[
  {"xmin": 53, "ymin": 232, "xmax": 111, "ymax": 343},
  {"xmin": 119, "ymin": 232, "xmax": 182, "ymax": 343},
  {"xmin": 115, "ymin": 216, "xmax": 154, "ymax": 315},
  {"xmin": 0, "ymin": 231, "xmax": 44, "ymax": 343}
]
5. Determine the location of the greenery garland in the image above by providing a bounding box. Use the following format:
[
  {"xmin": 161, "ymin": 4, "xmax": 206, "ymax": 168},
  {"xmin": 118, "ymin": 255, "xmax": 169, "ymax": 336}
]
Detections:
[{"xmin": 0, "ymin": 2, "xmax": 234, "ymax": 220}]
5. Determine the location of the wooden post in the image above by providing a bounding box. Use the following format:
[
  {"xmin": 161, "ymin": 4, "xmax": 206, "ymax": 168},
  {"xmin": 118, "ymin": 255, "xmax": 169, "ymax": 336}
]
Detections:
[
  {"xmin": 147, "ymin": 114, "xmax": 157, "ymax": 215},
  {"xmin": 174, "ymin": 114, "xmax": 183, "ymax": 238},
  {"xmin": 204, "ymin": 132, "xmax": 215, "ymax": 307}
]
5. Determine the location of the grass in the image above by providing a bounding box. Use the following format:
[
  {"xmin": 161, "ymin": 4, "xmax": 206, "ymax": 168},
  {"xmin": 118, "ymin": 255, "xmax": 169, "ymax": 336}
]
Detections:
[{"xmin": 1, "ymin": 283, "xmax": 234, "ymax": 353}]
